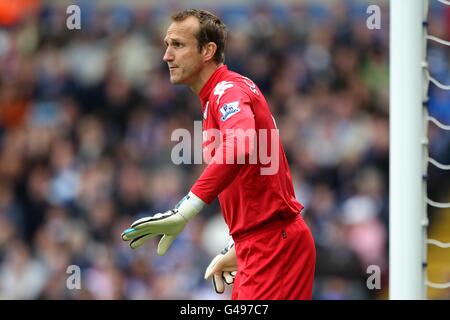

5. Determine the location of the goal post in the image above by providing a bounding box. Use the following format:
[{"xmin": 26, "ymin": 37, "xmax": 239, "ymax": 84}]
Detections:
[{"xmin": 389, "ymin": 0, "xmax": 426, "ymax": 299}]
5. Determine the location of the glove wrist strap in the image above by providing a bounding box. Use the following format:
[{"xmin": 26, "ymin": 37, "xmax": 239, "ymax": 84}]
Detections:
[{"xmin": 175, "ymin": 192, "xmax": 206, "ymax": 221}]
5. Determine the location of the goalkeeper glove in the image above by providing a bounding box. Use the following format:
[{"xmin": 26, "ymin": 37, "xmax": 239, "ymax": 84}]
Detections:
[
  {"xmin": 204, "ymin": 238, "xmax": 238, "ymax": 294},
  {"xmin": 121, "ymin": 192, "xmax": 205, "ymax": 255}
]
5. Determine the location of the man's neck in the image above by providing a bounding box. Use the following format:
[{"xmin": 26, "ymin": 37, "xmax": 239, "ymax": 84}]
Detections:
[{"xmin": 191, "ymin": 62, "xmax": 224, "ymax": 95}]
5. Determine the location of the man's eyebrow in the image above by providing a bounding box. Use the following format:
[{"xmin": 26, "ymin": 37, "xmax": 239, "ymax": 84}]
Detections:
[{"xmin": 164, "ymin": 37, "xmax": 183, "ymax": 44}]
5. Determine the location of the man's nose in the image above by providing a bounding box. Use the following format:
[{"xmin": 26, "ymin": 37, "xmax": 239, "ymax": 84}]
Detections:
[{"xmin": 163, "ymin": 48, "xmax": 173, "ymax": 62}]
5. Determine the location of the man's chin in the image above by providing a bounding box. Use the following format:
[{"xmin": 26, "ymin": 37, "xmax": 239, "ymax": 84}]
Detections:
[{"xmin": 169, "ymin": 76, "xmax": 182, "ymax": 84}]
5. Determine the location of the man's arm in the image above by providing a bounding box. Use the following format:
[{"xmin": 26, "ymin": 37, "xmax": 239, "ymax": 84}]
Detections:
[
  {"xmin": 122, "ymin": 90, "xmax": 255, "ymax": 254},
  {"xmin": 191, "ymin": 91, "xmax": 256, "ymax": 204}
]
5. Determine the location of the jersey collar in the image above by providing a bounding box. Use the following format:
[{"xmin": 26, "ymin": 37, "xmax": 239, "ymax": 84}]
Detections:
[{"xmin": 199, "ymin": 65, "xmax": 229, "ymax": 106}]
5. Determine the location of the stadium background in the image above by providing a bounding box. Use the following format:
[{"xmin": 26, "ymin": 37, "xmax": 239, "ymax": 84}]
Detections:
[{"xmin": 0, "ymin": 0, "xmax": 449, "ymax": 299}]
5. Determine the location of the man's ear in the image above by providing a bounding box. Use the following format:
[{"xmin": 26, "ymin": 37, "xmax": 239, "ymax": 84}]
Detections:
[{"xmin": 202, "ymin": 42, "xmax": 217, "ymax": 62}]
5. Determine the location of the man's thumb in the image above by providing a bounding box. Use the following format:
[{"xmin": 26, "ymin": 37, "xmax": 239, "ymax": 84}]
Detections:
[
  {"xmin": 204, "ymin": 254, "xmax": 223, "ymax": 280},
  {"xmin": 157, "ymin": 235, "xmax": 176, "ymax": 256}
]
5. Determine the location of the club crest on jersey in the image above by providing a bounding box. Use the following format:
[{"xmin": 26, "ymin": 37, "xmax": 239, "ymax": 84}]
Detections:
[{"xmin": 220, "ymin": 101, "xmax": 240, "ymax": 121}]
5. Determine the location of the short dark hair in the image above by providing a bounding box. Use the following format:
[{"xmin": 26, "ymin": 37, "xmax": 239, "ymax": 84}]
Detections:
[{"xmin": 171, "ymin": 9, "xmax": 227, "ymax": 64}]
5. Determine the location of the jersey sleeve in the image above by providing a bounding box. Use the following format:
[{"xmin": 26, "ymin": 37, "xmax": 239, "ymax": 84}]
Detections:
[{"xmin": 190, "ymin": 85, "xmax": 256, "ymax": 204}]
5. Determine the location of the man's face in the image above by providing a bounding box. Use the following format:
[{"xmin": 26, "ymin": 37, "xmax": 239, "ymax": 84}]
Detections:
[{"xmin": 163, "ymin": 16, "xmax": 204, "ymax": 86}]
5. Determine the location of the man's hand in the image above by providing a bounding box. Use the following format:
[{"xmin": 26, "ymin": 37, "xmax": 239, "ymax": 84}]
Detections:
[
  {"xmin": 204, "ymin": 239, "xmax": 238, "ymax": 294},
  {"xmin": 121, "ymin": 192, "xmax": 205, "ymax": 255},
  {"xmin": 121, "ymin": 209, "xmax": 187, "ymax": 254}
]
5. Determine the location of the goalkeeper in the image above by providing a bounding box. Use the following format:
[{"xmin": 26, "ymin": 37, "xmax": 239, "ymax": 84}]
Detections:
[{"xmin": 122, "ymin": 9, "xmax": 316, "ymax": 300}]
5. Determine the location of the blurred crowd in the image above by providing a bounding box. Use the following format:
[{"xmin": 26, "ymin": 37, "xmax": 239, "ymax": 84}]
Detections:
[{"xmin": 0, "ymin": 0, "xmax": 449, "ymax": 300}]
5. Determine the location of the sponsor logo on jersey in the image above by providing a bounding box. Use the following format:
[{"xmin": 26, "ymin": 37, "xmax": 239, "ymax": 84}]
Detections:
[
  {"xmin": 213, "ymin": 81, "xmax": 234, "ymax": 103},
  {"xmin": 220, "ymin": 101, "xmax": 240, "ymax": 121}
]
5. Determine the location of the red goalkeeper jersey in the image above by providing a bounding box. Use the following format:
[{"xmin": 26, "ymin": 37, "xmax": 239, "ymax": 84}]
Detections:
[{"xmin": 191, "ymin": 65, "xmax": 303, "ymax": 237}]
